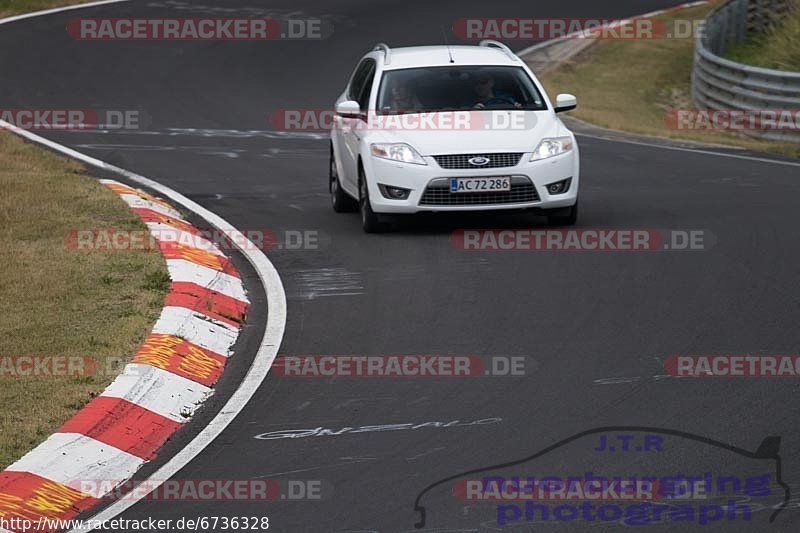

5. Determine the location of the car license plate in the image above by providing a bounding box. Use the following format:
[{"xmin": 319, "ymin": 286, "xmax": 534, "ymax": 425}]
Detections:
[{"xmin": 450, "ymin": 177, "xmax": 511, "ymax": 193}]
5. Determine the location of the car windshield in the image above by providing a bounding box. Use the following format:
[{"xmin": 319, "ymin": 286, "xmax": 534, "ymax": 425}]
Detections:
[{"xmin": 376, "ymin": 66, "xmax": 547, "ymax": 114}]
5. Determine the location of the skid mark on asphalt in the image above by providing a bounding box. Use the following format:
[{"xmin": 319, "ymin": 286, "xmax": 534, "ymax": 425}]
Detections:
[
  {"xmin": 407, "ymin": 396, "xmax": 431, "ymax": 406},
  {"xmin": 165, "ymin": 128, "xmax": 325, "ymax": 140},
  {"xmin": 288, "ymin": 267, "xmax": 364, "ymax": 300},
  {"xmin": 334, "ymin": 397, "xmax": 398, "ymax": 409},
  {"xmin": 594, "ymin": 356, "xmax": 684, "ymax": 385},
  {"xmin": 260, "ymin": 147, "xmax": 326, "ymax": 159},
  {"xmin": 405, "ymin": 447, "xmax": 446, "ymax": 461},
  {"xmin": 72, "ymin": 127, "xmax": 327, "ymax": 140},
  {"xmin": 593, "ymin": 374, "xmax": 680, "ymax": 385},
  {"xmin": 164, "ymin": 128, "xmax": 326, "ymax": 140},
  {"xmin": 76, "ymin": 143, "xmax": 248, "ymax": 158},
  {"xmin": 255, "ymin": 457, "xmax": 379, "ymax": 479},
  {"xmin": 76, "ymin": 142, "xmax": 326, "ymax": 159},
  {"xmin": 369, "ymin": 258, "xmax": 489, "ymax": 281}
]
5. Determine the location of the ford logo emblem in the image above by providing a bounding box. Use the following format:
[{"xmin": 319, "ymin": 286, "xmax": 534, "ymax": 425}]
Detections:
[{"xmin": 468, "ymin": 156, "xmax": 490, "ymax": 166}]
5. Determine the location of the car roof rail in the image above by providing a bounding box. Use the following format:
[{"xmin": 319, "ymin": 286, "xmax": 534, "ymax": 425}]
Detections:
[
  {"xmin": 373, "ymin": 43, "xmax": 391, "ymax": 65},
  {"xmin": 479, "ymin": 39, "xmax": 519, "ymax": 61}
]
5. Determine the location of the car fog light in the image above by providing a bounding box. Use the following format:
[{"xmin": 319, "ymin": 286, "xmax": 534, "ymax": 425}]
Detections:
[
  {"xmin": 378, "ymin": 184, "xmax": 411, "ymax": 200},
  {"xmin": 546, "ymin": 178, "xmax": 572, "ymax": 195}
]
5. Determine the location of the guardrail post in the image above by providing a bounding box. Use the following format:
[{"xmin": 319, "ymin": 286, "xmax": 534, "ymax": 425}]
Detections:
[
  {"xmin": 736, "ymin": 0, "xmax": 748, "ymax": 41},
  {"xmin": 719, "ymin": 4, "xmax": 731, "ymax": 53}
]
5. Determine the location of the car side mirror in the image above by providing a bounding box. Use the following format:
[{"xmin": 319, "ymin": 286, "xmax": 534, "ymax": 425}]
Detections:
[
  {"xmin": 336, "ymin": 100, "xmax": 362, "ymax": 119},
  {"xmin": 554, "ymin": 94, "xmax": 577, "ymax": 113}
]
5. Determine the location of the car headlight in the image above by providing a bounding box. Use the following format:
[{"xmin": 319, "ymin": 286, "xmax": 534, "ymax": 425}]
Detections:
[
  {"xmin": 370, "ymin": 143, "xmax": 427, "ymax": 165},
  {"xmin": 530, "ymin": 137, "xmax": 574, "ymax": 161}
]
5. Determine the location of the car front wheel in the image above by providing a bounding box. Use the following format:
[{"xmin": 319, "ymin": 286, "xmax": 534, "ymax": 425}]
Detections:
[
  {"xmin": 330, "ymin": 145, "xmax": 357, "ymax": 213},
  {"xmin": 547, "ymin": 201, "xmax": 578, "ymax": 226},
  {"xmin": 359, "ymin": 167, "xmax": 384, "ymax": 233}
]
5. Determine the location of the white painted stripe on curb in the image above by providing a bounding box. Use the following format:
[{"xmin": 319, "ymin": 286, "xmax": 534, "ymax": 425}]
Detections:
[
  {"xmin": 152, "ymin": 306, "xmax": 239, "ymax": 355},
  {"xmin": 118, "ymin": 193, "xmax": 184, "ymax": 220},
  {"xmin": 101, "ymin": 364, "xmax": 213, "ymax": 423},
  {"xmin": 6, "ymin": 433, "xmax": 144, "ymax": 488},
  {"xmin": 2, "ymin": 5, "xmax": 279, "ymax": 531},
  {"xmin": 166, "ymin": 259, "xmax": 248, "ymax": 302},
  {"xmin": 78, "ymin": 217, "xmax": 285, "ymax": 530},
  {"xmin": 145, "ymin": 222, "xmax": 227, "ymax": 257}
]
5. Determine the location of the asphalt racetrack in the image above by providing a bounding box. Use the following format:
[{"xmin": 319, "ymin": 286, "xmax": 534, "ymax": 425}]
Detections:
[{"xmin": 3, "ymin": 0, "xmax": 800, "ymax": 531}]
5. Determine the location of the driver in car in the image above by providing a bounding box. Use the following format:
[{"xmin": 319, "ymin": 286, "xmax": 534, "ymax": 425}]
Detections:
[
  {"xmin": 471, "ymin": 75, "xmax": 523, "ymax": 109},
  {"xmin": 389, "ymin": 79, "xmax": 424, "ymax": 112}
]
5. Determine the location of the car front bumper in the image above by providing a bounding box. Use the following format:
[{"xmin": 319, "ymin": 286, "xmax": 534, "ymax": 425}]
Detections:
[{"xmin": 363, "ymin": 150, "xmax": 579, "ymax": 214}]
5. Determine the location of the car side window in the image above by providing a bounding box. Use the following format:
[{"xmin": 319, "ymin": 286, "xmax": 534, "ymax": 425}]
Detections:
[
  {"xmin": 357, "ymin": 62, "xmax": 376, "ymax": 111},
  {"xmin": 348, "ymin": 58, "xmax": 374, "ymax": 102}
]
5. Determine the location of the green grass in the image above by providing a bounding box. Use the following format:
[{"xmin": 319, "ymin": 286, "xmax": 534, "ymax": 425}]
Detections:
[
  {"xmin": 0, "ymin": 131, "xmax": 168, "ymax": 468},
  {"xmin": 0, "ymin": 0, "xmax": 171, "ymax": 468},
  {"xmin": 724, "ymin": 6, "xmax": 800, "ymax": 71},
  {"xmin": 0, "ymin": 0, "xmax": 93, "ymax": 17},
  {"xmin": 538, "ymin": 4, "xmax": 800, "ymax": 158}
]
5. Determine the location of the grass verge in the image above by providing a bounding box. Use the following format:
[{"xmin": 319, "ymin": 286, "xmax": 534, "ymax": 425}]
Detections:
[
  {"xmin": 537, "ymin": 3, "xmax": 800, "ymax": 158},
  {"xmin": 0, "ymin": 0, "xmax": 96, "ymax": 18},
  {"xmin": 724, "ymin": 5, "xmax": 800, "ymax": 71},
  {"xmin": 0, "ymin": 130, "xmax": 168, "ymax": 468}
]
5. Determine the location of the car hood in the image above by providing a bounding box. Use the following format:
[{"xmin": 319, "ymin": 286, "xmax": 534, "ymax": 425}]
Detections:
[{"xmin": 366, "ymin": 110, "xmax": 562, "ymax": 155}]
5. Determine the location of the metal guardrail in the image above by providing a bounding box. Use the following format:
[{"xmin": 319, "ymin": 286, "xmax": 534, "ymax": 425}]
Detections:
[{"xmin": 691, "ymin": 0, "xmax": 800, "ymax": 141}]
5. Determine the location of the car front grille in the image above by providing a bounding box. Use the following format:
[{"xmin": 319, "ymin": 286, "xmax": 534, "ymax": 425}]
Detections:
[
  {"xmin": 419, "ymin": 177, "xmax": 539, "ymax": 206},
  {"xmin": 433, "ymin": 153, "xmax": 523, "ymax": 169}
]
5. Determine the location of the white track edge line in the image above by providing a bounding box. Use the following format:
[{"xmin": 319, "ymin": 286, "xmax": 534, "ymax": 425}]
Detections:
[
  {"xmin": 1, "ymin": 3, "xmax": 286, "ymax": 526},
  {"xmin": 0, "ymin": 120, "xmax": 287, "ymax": 525},
  {"xmin": 575, "ymin": 131, "xmax": 800, "ymax": 167},
  {"xmin": 0, "ymin": 124, "xmax": 287, "ymax": 526},
  {"xmin": 0, "ymin": 0, "xmax": 130, "ymax": 26}
]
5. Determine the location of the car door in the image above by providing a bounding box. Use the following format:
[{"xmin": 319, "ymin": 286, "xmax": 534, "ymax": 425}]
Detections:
[{"xmin": 336, "ymin": 58, "xmax": 375, "ymax": 192}]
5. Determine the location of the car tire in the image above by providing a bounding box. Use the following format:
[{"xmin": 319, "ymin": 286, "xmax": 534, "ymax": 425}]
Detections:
[
  {"xmin": 330, "ymin": 145, "xmax": 357, "ymax": 213},
  {"xmin": 547, "ymin": 201, "xmax": 578, "ymax": 226},
  {"xmin": 359, "ymin": 166, "xmax": 385, "ymax": 233}
]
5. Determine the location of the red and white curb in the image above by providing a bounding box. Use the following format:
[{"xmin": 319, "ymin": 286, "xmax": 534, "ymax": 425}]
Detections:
[{"xmin": 0, "ymin": 180, "xmax": 249, "ymax": 532}]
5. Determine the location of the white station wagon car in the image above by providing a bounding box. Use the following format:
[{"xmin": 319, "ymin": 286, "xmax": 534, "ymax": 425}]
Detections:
[{"xmin": 329, "ymin": 40, "xmax": 579, "ymax": 232}]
